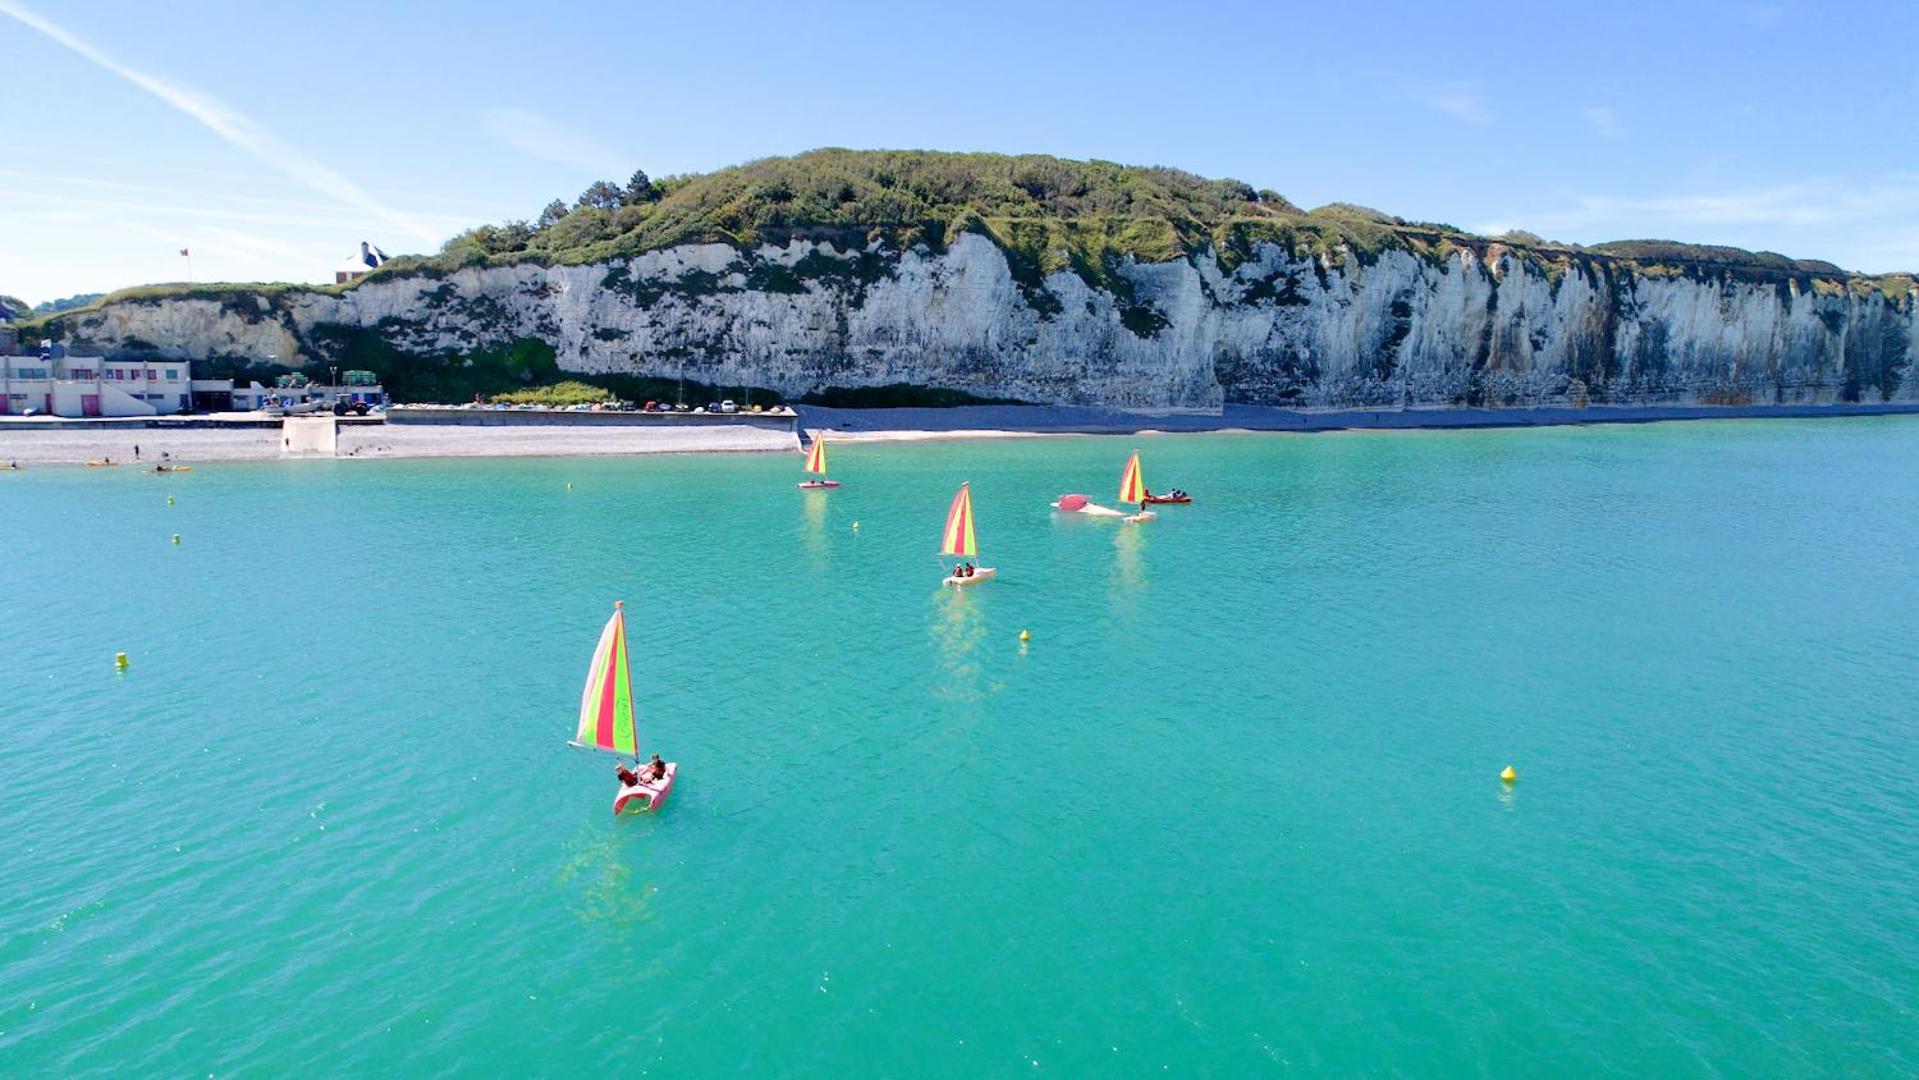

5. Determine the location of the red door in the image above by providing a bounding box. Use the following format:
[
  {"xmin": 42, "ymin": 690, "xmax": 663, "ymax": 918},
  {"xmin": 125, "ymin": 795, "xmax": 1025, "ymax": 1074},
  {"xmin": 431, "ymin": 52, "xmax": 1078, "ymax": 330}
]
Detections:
[{"xmin": 82, "ymin": 394, "xmax": 101, "ymax": 417}]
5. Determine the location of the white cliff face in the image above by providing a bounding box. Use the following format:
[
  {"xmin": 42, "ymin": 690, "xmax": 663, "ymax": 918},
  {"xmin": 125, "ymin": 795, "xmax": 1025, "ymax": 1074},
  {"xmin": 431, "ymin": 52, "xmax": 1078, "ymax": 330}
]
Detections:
[{"xmin": 50, "ymin": 235, "xmax": 1916, "ymax": 407}]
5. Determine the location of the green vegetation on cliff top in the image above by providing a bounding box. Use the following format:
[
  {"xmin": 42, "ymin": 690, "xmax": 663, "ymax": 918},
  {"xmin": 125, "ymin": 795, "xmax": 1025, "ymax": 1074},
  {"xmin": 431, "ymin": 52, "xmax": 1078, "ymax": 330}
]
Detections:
[{"xmin": 14, "ymin": 149, "xmax": 1911, "ymax": 331}]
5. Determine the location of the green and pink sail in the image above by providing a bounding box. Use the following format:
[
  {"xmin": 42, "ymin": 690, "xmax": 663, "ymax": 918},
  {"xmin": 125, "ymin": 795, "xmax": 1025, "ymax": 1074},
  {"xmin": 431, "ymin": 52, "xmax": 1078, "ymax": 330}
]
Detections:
[{"xmin": 576, "ymin": 601, "xmax": 637, "ymax": 757}]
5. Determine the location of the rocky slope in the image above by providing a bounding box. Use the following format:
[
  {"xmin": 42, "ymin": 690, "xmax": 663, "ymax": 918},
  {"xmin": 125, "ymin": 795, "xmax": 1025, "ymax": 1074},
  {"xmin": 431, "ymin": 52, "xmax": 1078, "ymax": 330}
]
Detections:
[{"xmin": 36, "ymin": 232, "xmax": 1914, "ymax": 408}]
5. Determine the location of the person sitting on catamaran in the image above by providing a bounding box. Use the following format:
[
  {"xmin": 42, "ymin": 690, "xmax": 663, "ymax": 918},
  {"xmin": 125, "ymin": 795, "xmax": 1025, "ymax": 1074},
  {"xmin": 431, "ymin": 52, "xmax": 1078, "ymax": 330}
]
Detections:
[
  {"xmin": 640, "ymin": 754, "xmax": 666, "ymax": 782},
  {"xmin": 616, "ymin": 762, "xmax": 640, "ymax": 786}
]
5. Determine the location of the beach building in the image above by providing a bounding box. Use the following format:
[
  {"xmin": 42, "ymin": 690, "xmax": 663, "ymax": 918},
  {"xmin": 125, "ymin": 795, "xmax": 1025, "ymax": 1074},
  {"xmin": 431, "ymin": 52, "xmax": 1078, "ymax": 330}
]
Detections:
[
  {"xmin": 1, "ymin": 346, "xmax": 194, "ymax": 416},
  {"xmin": 0, "ymin": 341, "xmax": 259, "ymax": 418},
  {"xmin": 335, "ymin": 241, "xmax": 389, "ymax": 284}
]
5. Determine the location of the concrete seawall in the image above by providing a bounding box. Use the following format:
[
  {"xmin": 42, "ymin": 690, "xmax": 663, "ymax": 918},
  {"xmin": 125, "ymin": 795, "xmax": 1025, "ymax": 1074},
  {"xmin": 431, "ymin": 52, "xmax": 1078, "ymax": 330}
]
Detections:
[{"xmin": 384, "ymin": 406, "xmax": 798, "ymax": 433}]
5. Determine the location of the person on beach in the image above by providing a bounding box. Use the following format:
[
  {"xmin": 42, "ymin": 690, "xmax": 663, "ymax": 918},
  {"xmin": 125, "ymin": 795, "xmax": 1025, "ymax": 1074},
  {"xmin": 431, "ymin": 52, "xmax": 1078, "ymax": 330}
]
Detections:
[{"xmin": 134, "ymin": 444, "xmax": 141, "ymax": 460}]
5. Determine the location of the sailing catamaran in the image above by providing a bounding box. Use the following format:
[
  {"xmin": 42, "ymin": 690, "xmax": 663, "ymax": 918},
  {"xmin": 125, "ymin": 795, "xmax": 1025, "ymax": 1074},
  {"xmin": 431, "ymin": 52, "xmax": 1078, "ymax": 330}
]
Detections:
[
  {"xmin": 570, "ymin": 601, "xmax": 677, "ymax": 814},
  {"xmin": 940, "ymin": 482, "xmax": 996, "ymax": 586},
  {"xmin": 1119, "ymin": 450, "xmax": 1156, "ymax": 523},
  {"xmin": 798, "ymin": 435, "xmax": 840, "ymax": 489}
]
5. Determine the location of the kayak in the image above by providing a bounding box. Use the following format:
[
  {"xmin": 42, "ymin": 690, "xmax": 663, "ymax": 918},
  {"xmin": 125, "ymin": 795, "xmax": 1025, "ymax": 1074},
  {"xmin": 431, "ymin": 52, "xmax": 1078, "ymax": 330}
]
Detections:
[
  {"xmin": 797, "ymin": 480, "xmax": 841, "ymax": 489},
  {"xmin": 1142, "ymin": 494, "xmax": 1191, "ymax": 504},
  {"xmin": 85, "ymin": 460, "xmax": 118, "ymax": 467},
  {"xmin": 942, "ymin": 566, "xmax": 998, "ymax": 587},
  {"xmin": 150, "ymin": 466, "xmax": 192, "ymax": 474},
  {"xmin": 614, "ymin": 762, "xmax": 678, "ymax": 815}
]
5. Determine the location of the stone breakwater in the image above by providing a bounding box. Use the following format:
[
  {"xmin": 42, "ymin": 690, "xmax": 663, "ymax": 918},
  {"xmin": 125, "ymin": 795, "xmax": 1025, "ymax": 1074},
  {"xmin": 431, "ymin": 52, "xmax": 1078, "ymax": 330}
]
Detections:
[{"xmin": 43, "ymin": 235, "xmax": 1918, "ymax": 409}]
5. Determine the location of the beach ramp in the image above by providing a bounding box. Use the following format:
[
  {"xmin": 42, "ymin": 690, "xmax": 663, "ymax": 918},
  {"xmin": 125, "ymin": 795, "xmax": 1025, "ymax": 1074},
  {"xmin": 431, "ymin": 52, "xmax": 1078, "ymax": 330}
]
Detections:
[{"xmin": 283, "ymin": 416, "xmax": 338, "ymax": 456}]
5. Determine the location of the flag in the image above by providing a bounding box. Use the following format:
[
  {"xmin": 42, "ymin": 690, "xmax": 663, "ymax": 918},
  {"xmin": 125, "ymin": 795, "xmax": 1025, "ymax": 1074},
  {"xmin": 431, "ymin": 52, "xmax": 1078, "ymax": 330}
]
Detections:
[{"xmin": 179, "ymin": 248, "xmax": 189, "ymax": 257}]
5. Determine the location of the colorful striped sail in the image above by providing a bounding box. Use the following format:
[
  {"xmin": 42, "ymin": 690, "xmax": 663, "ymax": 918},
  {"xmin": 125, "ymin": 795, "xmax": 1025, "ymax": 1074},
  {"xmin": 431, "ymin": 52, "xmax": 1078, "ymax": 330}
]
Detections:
[
  {"xmin": 575, "ymin": 602, "xmax": 637, "ymax": 757},
  {"xmin": 940, "ymin": 482, "xmax": 978, "ymax": 557},
  {"xmin": 804, "ymin": 436, "xmax": 828, "ymax": 476},
  {"xmin": 1118, "ymin": 450, "xmax": 1146, "ymax": 505}
]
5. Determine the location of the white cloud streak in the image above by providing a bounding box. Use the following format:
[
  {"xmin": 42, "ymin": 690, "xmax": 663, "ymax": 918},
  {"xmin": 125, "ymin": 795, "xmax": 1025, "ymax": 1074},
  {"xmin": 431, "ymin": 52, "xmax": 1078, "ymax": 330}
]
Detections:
[
  {"xmin": 1583, "ymin": 106, "xmax": 1625, "ymax": 140},
  {"xmin": 478, "ymin": 107, "xmax": 629, "ymax": 177},
  {"xmin": 1479, "ymin": 177, "xmax": 1919, "ymax": 273},
  {"xmin": 1418, "ymin": 88, "xmax": 1490, "ymax": 125},
  {"xmin": 0, "ymin": 0, "xmax": 440, "ymax": 244}
]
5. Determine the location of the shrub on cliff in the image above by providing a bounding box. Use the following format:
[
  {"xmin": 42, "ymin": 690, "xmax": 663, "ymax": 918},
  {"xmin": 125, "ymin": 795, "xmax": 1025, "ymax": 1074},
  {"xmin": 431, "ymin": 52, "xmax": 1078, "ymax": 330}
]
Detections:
[{"xmin": 492, "ymin": 380, "xmax": 615, "ymax": 406}]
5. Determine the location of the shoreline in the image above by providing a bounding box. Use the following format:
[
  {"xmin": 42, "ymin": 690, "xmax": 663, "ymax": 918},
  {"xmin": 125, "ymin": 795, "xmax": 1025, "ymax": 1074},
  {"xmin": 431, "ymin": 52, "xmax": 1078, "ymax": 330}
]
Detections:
[
  {"xmin": 798, "ymin": 400, "xmax": 1919, "ymax": 442},
  {"xmin": 2, "ymin": 400, "xmax": 1915, "ymax": 465}
]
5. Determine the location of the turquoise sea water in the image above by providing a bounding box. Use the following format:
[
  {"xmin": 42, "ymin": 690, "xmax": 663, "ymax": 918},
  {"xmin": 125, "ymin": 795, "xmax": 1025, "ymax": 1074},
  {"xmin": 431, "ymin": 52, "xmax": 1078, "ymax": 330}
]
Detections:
[{"xmin": 3, "ymin": 420, "xmax": 1918, "ymax": 1075}]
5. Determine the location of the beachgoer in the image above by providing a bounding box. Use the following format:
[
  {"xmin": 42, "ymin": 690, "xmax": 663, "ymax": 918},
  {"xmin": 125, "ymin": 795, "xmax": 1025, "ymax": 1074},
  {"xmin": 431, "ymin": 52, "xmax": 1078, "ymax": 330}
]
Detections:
[{"xmin": 134, "ymin": 445, "xmax": 141, "ymax": 459}]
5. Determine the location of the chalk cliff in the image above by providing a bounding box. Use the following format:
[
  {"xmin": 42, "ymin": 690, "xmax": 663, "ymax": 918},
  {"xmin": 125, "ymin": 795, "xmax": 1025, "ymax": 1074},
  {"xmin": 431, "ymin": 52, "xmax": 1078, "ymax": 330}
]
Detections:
[{"xmin": 24, "ymin": 150, "xmax": 1916, "ymax": 408}]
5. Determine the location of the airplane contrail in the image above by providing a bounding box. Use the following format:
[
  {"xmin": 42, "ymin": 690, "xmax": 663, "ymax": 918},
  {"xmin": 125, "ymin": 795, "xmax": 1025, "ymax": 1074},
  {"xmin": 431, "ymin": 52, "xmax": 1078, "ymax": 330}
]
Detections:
[{"xmin": 0, "ymin": 0, "xmax": 441, "ymax": 245}]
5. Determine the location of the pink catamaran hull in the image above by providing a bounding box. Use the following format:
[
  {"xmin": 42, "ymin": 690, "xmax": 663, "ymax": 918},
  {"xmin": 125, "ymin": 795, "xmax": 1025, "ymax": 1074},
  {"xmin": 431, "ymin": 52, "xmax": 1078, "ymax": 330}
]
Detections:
[{"xmin": 614, "ymin": 762, "xmax": 678, "ymax": 814}]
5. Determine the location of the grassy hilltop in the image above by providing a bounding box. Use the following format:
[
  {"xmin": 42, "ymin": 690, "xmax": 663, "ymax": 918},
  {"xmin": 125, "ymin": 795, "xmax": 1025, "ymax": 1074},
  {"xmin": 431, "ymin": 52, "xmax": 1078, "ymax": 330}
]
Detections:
[{"xmin": 16, "ymin": 149, "xmax": 1912, "ymax": 332}]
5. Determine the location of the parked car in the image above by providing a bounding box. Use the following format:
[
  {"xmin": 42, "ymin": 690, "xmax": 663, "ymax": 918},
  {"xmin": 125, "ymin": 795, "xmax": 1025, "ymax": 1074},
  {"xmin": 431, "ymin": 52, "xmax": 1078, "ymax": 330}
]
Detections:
[{"xmin": 719, "ymin": 399, "xmax": 739, "ymax": 414}]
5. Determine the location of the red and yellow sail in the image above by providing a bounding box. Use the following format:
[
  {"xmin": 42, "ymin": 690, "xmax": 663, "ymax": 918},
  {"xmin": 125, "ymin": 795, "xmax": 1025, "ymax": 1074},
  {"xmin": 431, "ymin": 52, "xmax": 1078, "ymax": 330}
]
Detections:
[
  {"xmin": 576, "ymin": 602, "xmax": 637, "ymax": 756},
  {"xmin": 804, "ymin": 436, "xmax": 828, "ymax": 476},
  {"xmin": 940, "ymin": 482, "xmax": 978, "ymax": 557},
  {"xmin": 1118, "ymin": 450, "xmax": 1146, "ymax": 505}
]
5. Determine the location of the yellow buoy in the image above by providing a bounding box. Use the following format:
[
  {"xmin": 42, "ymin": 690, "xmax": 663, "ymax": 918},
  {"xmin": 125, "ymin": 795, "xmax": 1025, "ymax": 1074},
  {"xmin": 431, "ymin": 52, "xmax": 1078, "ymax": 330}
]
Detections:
[
  {"xmin": 166, "ymin": 495, "xmax": 174, "ymax": 506},
  {"xmin": 852, "ymin": 521, "xmax": 860, "ymax": 531},
  {"xmin": 172, "ymin": 533, "xmax": 181, "ymax": 544},
  {"xmin": 115, "ymin": 652, "xmax": 129, "ymax": 670},
  {"xmin": 1019, "ymin": 629, "xmax": 1031, "ymax": 643},
  {"xmin": 1500, "ymin": 765, "xmax": 1517, "ymax": 783}
]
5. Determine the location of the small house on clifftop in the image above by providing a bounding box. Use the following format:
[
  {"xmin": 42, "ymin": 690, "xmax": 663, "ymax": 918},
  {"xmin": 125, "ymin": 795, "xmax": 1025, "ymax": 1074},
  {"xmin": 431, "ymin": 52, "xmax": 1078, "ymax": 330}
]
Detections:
[{"xmin": 335, "ymin": 241, "xmax": 389, "ymax": 284}]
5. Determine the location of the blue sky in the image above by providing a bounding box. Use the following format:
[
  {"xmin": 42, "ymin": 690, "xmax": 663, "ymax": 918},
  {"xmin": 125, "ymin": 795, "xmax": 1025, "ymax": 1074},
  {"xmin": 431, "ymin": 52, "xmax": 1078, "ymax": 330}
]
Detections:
[{"xmin": 3, "ymin": 0, "xmax": 1916, "ymax": 304}]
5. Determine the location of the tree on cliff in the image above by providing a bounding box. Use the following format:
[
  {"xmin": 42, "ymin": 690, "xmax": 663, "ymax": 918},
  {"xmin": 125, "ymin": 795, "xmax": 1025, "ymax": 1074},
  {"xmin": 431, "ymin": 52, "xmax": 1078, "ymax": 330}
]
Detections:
[
  {"xmin": 576, "ymin": 181, "xmax": 625, "ymax": 212},
  {"xmin": 536, "ymin": 199, "xmax": 570, "ymax": 229},
  {"xmin": 623, "ymin": 169, "xmax": 660, "ymax": 204}
]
